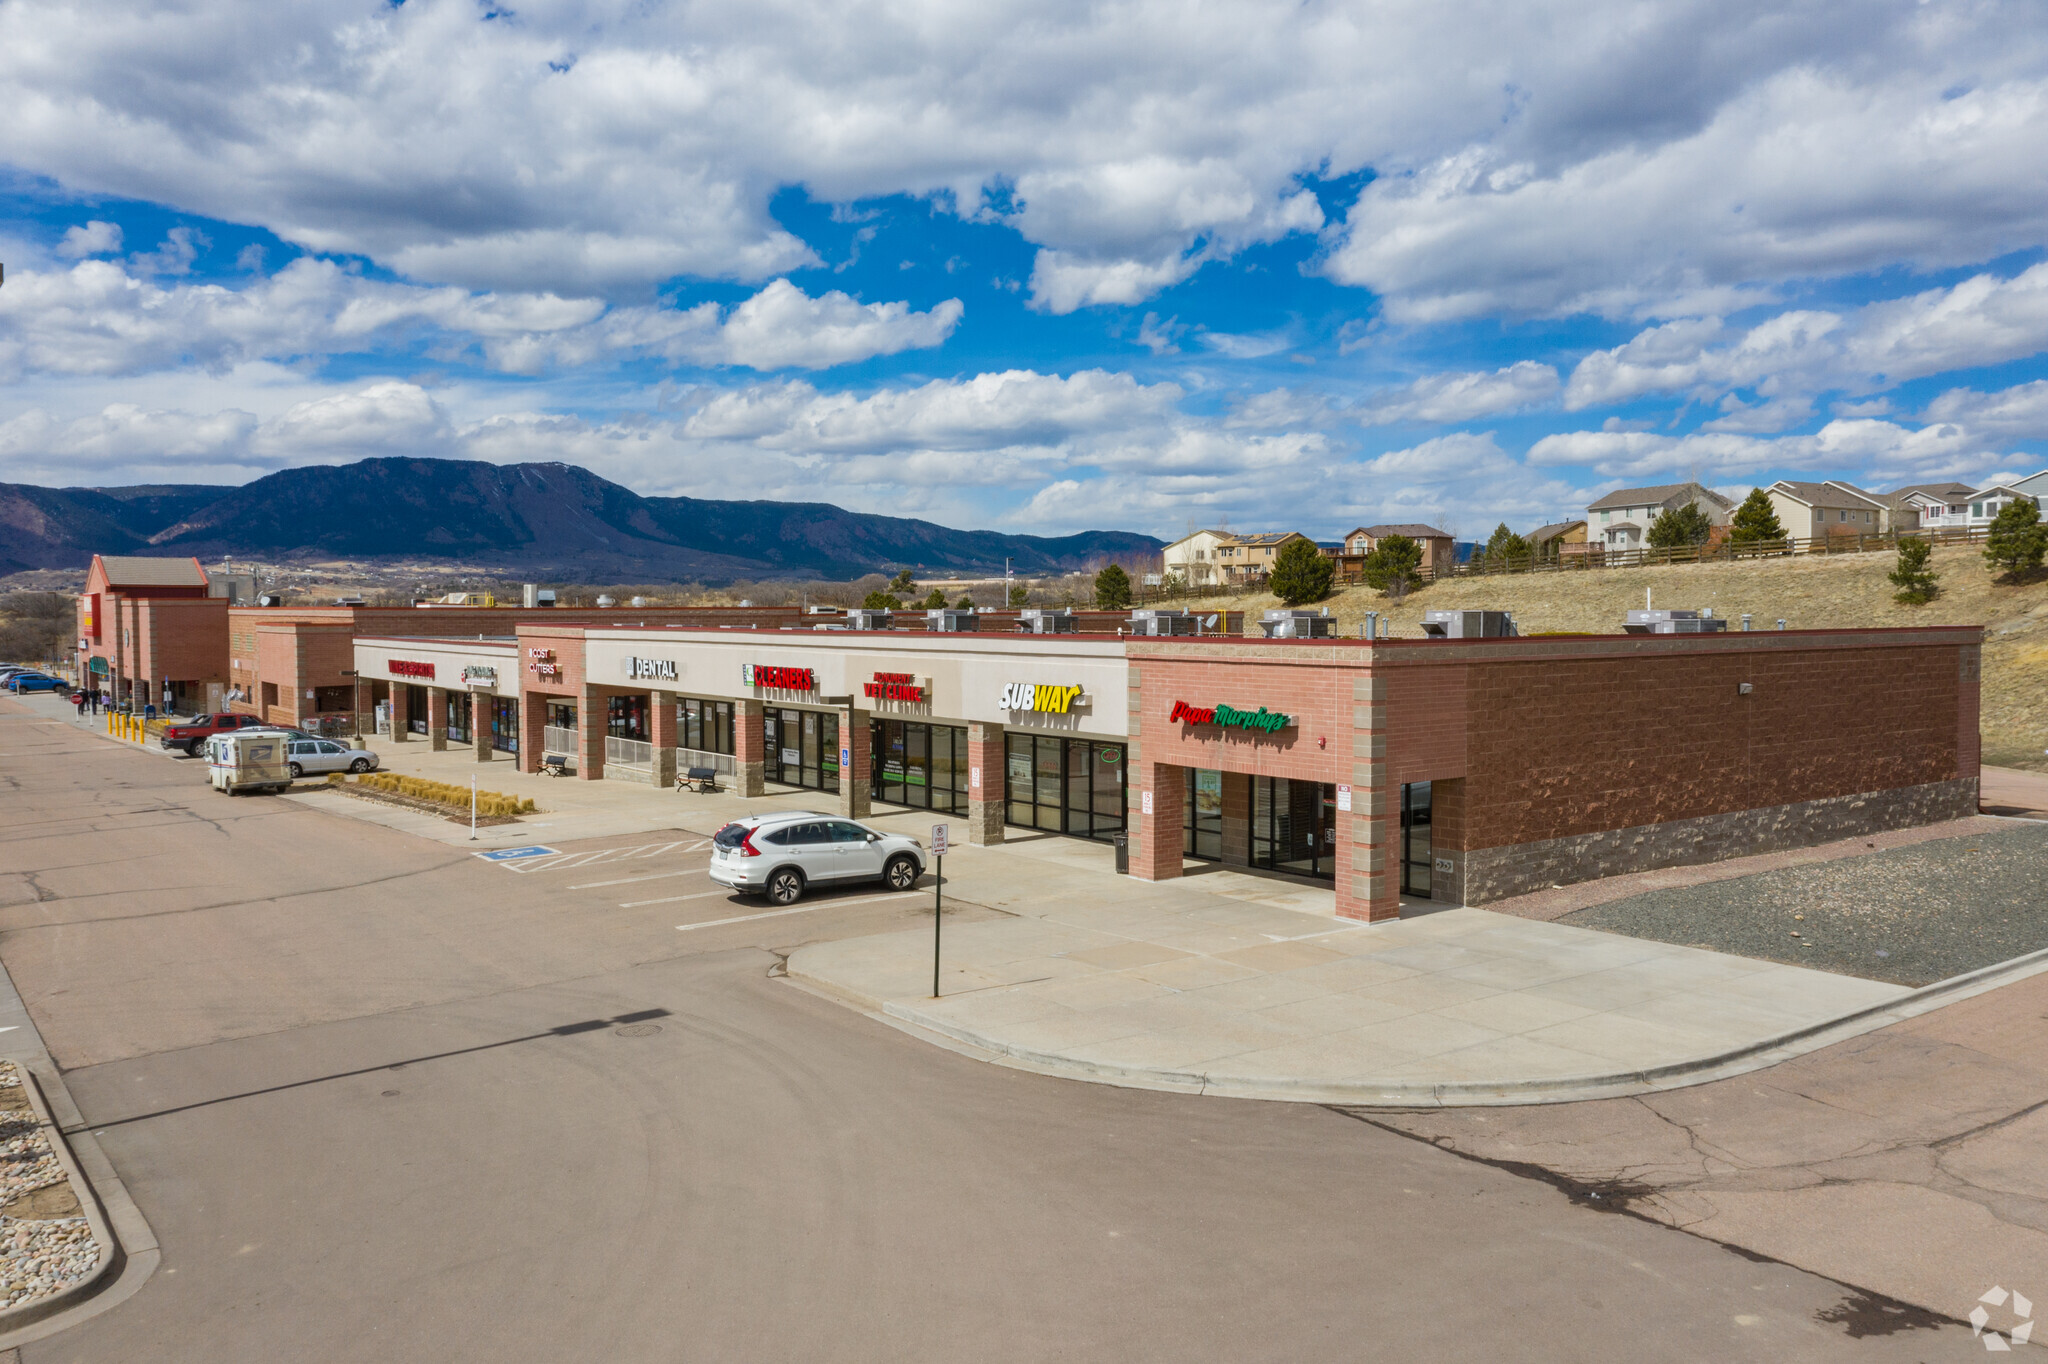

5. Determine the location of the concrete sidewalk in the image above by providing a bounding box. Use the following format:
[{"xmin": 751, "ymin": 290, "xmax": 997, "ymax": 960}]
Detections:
[{"xmin": 785, "ymin": 893, "xmax": 2038, "ymax": 1106}]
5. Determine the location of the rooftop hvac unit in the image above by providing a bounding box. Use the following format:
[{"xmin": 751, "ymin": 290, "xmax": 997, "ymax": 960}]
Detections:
[
  {"xmin": 1259, "ymin": 609, "xmax": 1337, "ymax": 638},
  {"xmin": 1420, "ymin": 609, "xmax": 1518, "ymax": 638},
  {"xmin": 926, "ymin": 609, "xmax": 980, "ymax": 632},
  {"xmin": 535, "ymin": 589, "xmax": 556, "ymax": 607},
  {"xmin": 256, "ymin": 593, "xmax": 284, "ymax": 608},
  {"xmin": 1017, "ymin": 609, "xmax": 1077, "ymax": 634},
  {"xmin": 1128, "ymin": 609, "xmax": 1206, "ymax": 636},
  {"xmin": 845, "ymin": 608, "xmax": 894, "ymax": 630},
  {"xmin": 1624, "ymin": 609, "xmax": 1729, "ymax": 635}
]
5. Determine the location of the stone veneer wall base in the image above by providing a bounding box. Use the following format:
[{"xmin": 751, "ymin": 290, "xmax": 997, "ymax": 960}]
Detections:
[{"xmin": 1462, "ymin": 777, "xmax": 1979, "ymax": 906}]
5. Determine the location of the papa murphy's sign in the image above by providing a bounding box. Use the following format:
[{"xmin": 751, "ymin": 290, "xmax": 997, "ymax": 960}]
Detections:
[
  {"xmin": 742, "ymin": 663, "xmax": 816, "ymax": 691},
  {"xmin": 1170, "ymin": 700, "xmax": 1291, "ymax": 735}
]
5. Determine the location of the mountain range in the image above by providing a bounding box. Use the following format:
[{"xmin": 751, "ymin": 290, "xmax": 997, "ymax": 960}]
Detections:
[{"xmin": 0, "ymin": 458, "xmax": 1161, "ymax": 581}]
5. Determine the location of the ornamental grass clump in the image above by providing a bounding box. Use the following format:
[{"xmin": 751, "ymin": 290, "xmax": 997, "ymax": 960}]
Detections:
[{"xmin": 352, "ymin": 771, "xmax": 536, "ymax": 816}]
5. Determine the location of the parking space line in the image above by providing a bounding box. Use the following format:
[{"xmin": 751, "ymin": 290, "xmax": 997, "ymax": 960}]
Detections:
[
  {"xmin": 570, "ymin": 869, "xmax": 708, "ymax": 890},
  {"xmin": 674, "ymin": 892, "xmax": 922, "ymax": 931},
  {"xmin": 504, "ymin": 838, "xmax": 711, "ymax": 874}
]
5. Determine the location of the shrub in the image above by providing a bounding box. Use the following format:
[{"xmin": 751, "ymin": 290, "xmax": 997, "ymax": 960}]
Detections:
[
  {"xmin": 1360, "ymin": 535, "xmax": 1422, "ymax": 596},
  {"xmin": 1006, "ymin": 583, "xmax": 1029, "ymax": 607},
  {"xmin": 1269, "ymin": 538, "xmax": 1335, "ymax": 605},
  {"xmin": 1647, "ymin": 500, "xmax": 1714, "ymax": 549},
  {"xmin": 1888, "ymin": 536, "xmax": 1940, "ymax": 604},
  {"xmin": 921, "ymin": 588, "xmax": 948, "ymax": 610},
  {"xmin": 353, "ymin": 772, "xmax": 536, "ymax": 815}
]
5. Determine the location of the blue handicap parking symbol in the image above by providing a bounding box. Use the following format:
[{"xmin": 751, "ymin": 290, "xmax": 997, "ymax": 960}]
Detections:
[{"xmin": 474, "ymin": 846, "xmax": 559, "ymax": 862}]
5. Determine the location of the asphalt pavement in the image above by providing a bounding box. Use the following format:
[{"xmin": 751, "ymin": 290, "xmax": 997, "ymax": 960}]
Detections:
[{"xmin": 0, "ymin": 697, "xmax": 1998, "ymax": 1360}]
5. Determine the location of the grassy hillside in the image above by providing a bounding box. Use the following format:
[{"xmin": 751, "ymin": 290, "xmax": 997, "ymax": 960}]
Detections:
[{"xmin": 1201, "ymin": 543, "xmax": 2048, "ymax": 772}]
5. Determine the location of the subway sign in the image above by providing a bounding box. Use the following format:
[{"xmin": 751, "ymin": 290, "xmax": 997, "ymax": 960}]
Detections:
[
  {"xmin": 1169, "ymin": 699, "xmax": 1291, "ymax": 734},
  {"xmin": 1000, "ymin": 682, "xmax": 1087, "ymax": 714},
  {"xmin": 743, "ymin": 663, "xmax": 816, "ymax": 691}
]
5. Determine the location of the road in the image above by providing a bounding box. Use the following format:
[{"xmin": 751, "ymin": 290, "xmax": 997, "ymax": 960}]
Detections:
[{"xmin": 0, "ymin": 700, "xmax": 1980, "ymax": 1360}]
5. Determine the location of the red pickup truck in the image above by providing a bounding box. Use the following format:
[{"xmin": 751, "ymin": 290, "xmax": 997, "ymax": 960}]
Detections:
[{"xmin": 159, "ymin": 713, "xmax": 269, "ymax": 756}]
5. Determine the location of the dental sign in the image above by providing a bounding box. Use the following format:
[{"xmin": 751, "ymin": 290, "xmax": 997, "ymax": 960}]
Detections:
[
  {"xmin": 864, "ymin": 672, "xmax": 926, "ymax": 702},
  {"xmin": 1170, "ymin": 699, "xmax": 1292, "ymax": 734},
  {"xmin": 1001, "ymin": 682, "xmax": 1087, "ymax": 714},
  {"xmin": 743, "ymin": 663, "xmax": 816, "ymax": 691},
  {"xmin": 626, "ymin": 656, "xmax": 678, "ymax": 681}
]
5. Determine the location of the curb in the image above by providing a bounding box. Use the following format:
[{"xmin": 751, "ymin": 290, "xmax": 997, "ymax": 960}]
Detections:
[
  {"xmin": 785, "ymin": 944, "xmax": 2048, "ymax": 1108},
  {"xmin": 0, "ymin": 1063, "xmax": 160, "ymax": 1352}
]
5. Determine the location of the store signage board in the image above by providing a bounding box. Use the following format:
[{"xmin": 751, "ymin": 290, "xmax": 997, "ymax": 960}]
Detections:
[
  {"xmin": 463, "ymin": 665, "xmax": 498, "ymax": 686},
  {"xmin": 626, "ymin": 656, "xmax": 678, "ymax": 681},
  {"xmin": 1168, "ymin": 700, "xmax": 1291, "ymax": 734},
  {"xmin": 781, "ymin": 748, "xmax": 801, "ymax": 765},
  {"xmin": 390, "ymin": 659, "xmax": 435, "ymax": 679},
  {"xmin": 1337, "ymin": 784, "xmax": 1351, "ymax": 811},
  {"xmin": 864, "ymin": 672, "xmax": 926, "ymax": 702},
  {"xmin": 742, "ymin": 663, "xmax": 817, "ymax": 691},
  {"xmin": 999, "ymin": 682, "xmax": 1088, "ymax": 715}
]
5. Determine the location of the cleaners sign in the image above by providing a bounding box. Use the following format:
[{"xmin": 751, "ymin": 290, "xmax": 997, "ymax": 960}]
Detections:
[
  {"xmin": 1000, "ymin": 682, "xmax": 1087, "ymax": 715},
  {"xmin": 743, "ymin": 663, "xmax": 816, "ymax": 691},
  {"xmin": 1169, "ymin": 699, "xmax": 1291, "ymax": 734}
]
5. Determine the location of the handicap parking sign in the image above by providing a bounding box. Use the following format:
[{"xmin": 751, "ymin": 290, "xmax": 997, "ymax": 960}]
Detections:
[{"xmin": 474, "ymin": 846, "xmax": 559, "ymax": 862}]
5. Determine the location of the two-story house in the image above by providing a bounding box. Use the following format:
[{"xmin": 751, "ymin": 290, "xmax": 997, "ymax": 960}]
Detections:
[
  {"xmin": 1160, "ymin": 530, "xmax": 1315, "ymax": 587},
  {"xmin": 1909, "ymin": 482, "xmax": 2040, "ymax": 533},
  {"xmin": 1765, "ymin": 480, "xmax": 1891, "ymax": 538},
  {"xmin": 1334, "ymin": 524, "xmax": 1458, "ymax": 580},
  {"xmin": 1586, "ymin": 483, "xmax": 1736, "ymax": 551}
]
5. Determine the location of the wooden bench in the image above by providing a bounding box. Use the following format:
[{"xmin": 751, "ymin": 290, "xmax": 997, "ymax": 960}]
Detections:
[
  {"xmin": 677, "ymin": 766, "xmax": 721, "ymax": 794},
  {"xmin": 540, "ymin": 753, "xmax": 572, "ymax": 777}
]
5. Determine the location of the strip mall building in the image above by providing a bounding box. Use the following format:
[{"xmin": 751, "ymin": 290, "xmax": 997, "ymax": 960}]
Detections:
[{"xmin": 352, "ymin": 622, "xmax": 1982, "ymax": 922}]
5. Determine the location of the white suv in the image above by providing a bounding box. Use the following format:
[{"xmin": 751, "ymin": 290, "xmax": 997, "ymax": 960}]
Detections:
[{"xmin": 708, "ymin": 811, "xmax": 926, "ymax": 905}]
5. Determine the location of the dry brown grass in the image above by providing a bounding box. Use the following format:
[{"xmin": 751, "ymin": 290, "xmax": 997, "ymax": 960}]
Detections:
[
  {"xmin": 340, "ymin": 772, "xmax": 538, "ymax": 816},
  {"xmin": 1204, "ymin": 543, "xmax": 2048, "ymax": 772}
]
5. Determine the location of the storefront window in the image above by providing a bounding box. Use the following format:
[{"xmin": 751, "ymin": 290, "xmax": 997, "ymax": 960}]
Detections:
[
  {"xmin": 406, "ymin": 684, "xmax": 430, "ymax": 735},
  {"xmin": 490, "ymin": 697, "xmax": 519, "ymax": 754},
  {"xmin": 678, "ymin": 698, "xmax": 734, "ymax": 754},
  {"xmin": 546, "ymin": 700, "xmax": 577, "ymax": 731},
  {"xmin": 765, "ymin": 708, "xmax": 839, "ymax": 792},
  {"xmin": 1401, "ymin": 781, "xmax": 1433, "ymax": 899},
  {"xmin": 1252, "ymin": 777, "xmax": 1335, "ymax": 880},
  {"xmin": 446, "ymin": 692, "xmax": 471, "ymax": 744},
  {"xmin": 1003, "ymin": 732, "xmax": 1125, "ymax": 839},
  {"xmin": 1184, "ymin": 769, "xmax": 1222, "ymax": 860},
  {"xmin": 607, "ymin": 694, "xmax": 648, "ymax": 741},
  {"xmin": 873, "ymin": 720, "xmax": 966, "ymax": 813}
]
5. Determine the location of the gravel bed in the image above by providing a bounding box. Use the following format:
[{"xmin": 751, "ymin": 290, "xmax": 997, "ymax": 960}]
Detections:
[
  {"xmin": 0, "ymin": 1061, "xmax": 102, "ymax": 1314},
  {"xmin": 1562, "ymin": 822, "xmax": 2048, "ymax": 986}
]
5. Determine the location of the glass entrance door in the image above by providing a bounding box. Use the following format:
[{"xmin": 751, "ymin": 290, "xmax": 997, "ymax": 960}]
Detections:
[
  {"xmin": 1253, "ymin": 777, "xmax": 1336, "ymax": 879},
  {"xmin": 1401, "ymin": 781, "xmax": 1433, "ymax": 898},
  {"xmin": 767, "ymin": 709, "xmax": 840, "ymax": 792},
  {"xmin": 1001, "ymin": 734, "xmax": 1125, "ymax": 838},
  {"xmin": 872, "ymin": 720, "xmax": 966, "ymax": 812}
]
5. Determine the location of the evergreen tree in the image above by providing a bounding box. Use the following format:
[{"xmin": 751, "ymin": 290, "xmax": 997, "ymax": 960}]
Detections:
[
  {"xmin": 1483, "ymin": 522, "xmax": 1533, "ymax": 564},
  {"xmin": 1006, "ymin": 582, "xmax": 1030, "ymax": 607},
  {"xmin": 861, "ymin": 591, "xmax": 902, "ymax": 610},
  {"xmin": 887, "ymin": 568, "xmax": 917, "ymax": 595},
  {"xmin": 921, "ymin": 588, "xmax": 949, "ymax": 610},
  {"xmin": 955, "ymin": 594, "xmax": 976, "ymax": 610},
  {"xmin": 1728, "ymin": 488, "xmax": 1786, "ymax": 544},
  {"xmin": 1360, "ymin": 534, "xmax": 1423, "ymax": 595},
  {"xmin": 1647, "ymin": 500, "xmax": 1714, "ymax": 548},
  {"xmin": 1888, "ymin": 537, "xmax": 1940, "ymax": 604},
  {"xmin": 1982, "ymin": 497, "xmax": 2047, "ymax": 577},
  {"xmin": 1093, "ymin": 563, "xmax": 1133, "ymax": 610},
  {"xmin": 1269, "ymin": 538, "xmax": 1335, "ymax": 605}
]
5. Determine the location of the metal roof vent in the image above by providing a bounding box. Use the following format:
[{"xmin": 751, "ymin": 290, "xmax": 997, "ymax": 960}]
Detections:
[
  {"xmin": 926, "ymin": 609, "xmax": 980, "ymax": 632},
  {"xmin": 1128, "ymin": 608, "xmax": 1202, "ymax": 636},
  {"xmin": 845, "ymin": 608, "xmax": 895, "ymax": 630}
]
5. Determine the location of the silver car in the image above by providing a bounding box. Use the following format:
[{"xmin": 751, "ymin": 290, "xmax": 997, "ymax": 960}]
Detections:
[
  {"xmin": 707, "ymin": 811, "xmax": 925, "ymax": 905},
  {"xmin": 282, "ymin": 737, "xmax": 380, "ymax": 778}
]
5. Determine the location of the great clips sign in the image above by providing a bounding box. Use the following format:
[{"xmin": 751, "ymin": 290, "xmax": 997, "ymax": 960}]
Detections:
[
  {"xmin": 743, "ymin": 663, "xmax": 816, "ymax": 691},
  {"xmin": 1169, "ymin": 700, "xmax": 1291, "ymax": 735}
]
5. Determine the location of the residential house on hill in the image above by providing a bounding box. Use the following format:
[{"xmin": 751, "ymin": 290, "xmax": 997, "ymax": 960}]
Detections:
[
  {"xmin": 1330, "ymin": 524, "xmax": 1458, "ymax": 580},
  {"xmin": 1586, "ymin": 483, "xmax": 1735, "ymax": 552},
  {"xmin": 1882, "ymin": 482, "xmax": 1976, "ymax": 532},
  {"xmin": 1160, "ymin": 529, "xmax": 1313, "ymax": 587},
  {"xmin": 1526, "ymin": 520, "xmax": 1588, "ymax": 559},
  {"xmin": 1912, "ymin": 481, "xmax": 2041, "ymax": 533},
  {"xmin": 1766, "ymin": 480, "xmax": 1891, "ymax": 538}
]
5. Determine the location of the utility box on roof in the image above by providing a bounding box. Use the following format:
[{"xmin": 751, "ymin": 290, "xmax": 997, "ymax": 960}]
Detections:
[
  {"xmin": 1421, "ymin": 610, "xmax": 1518, "ymax": 639},
  {"xmin": 1016, "ymin": 609, "xmax": 1077, "ymax": 634},
  {"xmin": 845, "ymin": 609, "xmax": 894, "ymax": 630},
  {"xmin": 1129, "ymin": 609, "xmax": 1203, "ymax": 636},
  {"xmin": 1259, "ymin": 609, "xmax": 1336, "ymax": 638},
  {"xmin": 926, "ymin": 609, "xmax": 979, "ymax": 633},
  {"xmin": 1624, "ymin": 609, "xmax": 1728, "ymax": 635}
]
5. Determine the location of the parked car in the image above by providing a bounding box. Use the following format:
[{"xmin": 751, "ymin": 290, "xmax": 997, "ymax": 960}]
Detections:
[
  {"xmin": 708, "ymin": 811, "xmax": 924, "ymax": 905},
  {"xmin": 6, "ymin": 674, "xmax": 67, "ymax": 693},
  {"xmin": 283, "ymin": 737, "xmax": 377, "ymax": 778},
  {"xmin": 160, "ymin": 712, "xmax": 270, "ymax": 757}
]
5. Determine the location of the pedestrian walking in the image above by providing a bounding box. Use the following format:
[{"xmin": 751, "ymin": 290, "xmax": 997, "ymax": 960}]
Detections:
[{"xmin": 74, "ymin": 691, "xmax": 86, "ymax": 718}]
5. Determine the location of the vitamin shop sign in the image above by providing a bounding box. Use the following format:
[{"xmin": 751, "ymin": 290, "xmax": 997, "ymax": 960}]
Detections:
[{"xmin": 1169, "ymin": 700, "xmax": 1291, "ymax": 734}]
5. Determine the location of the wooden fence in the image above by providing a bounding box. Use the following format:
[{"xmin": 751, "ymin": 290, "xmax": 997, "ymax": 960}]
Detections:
[{"xmin": 1441, "ymin": 525, "xmax": 1993, "ymax": 581}]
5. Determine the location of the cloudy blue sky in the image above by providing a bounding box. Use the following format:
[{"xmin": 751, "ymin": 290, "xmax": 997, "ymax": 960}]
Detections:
[{"xmin": 2, "ymin": 0, "xmax": 2046, "ymax": 542}]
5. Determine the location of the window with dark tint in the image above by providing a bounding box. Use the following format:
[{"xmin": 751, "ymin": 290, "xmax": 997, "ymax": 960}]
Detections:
[
  {"xmin": 712, "ymin": 823, "xmax": 751, "ymax": 849},
  {"xmin": 786, "ymin": 822, "xmax": 830, "ymax": 845},
  {"xmin": 828, "ymin": 821, "xmax": 871, "ymax": 843}
]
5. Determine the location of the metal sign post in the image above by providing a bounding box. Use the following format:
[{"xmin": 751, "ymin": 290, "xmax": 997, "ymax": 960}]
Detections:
[
  {"xmin": 931, "ymin": 823, "xmax": 949, "ymax": 996},
  {"xmin": 470, "ymin": 775, "xmax": 479, "ymax": 841}
]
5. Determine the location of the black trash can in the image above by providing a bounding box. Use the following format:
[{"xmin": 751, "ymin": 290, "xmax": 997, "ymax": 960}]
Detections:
[{"xmin": 1111, "ymin": 832, "xmax": 1129, "ymax": 874}]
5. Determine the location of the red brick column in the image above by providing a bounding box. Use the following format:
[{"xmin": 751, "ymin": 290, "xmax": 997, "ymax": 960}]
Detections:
[
  {"xmin": 518, "ymin": 693, "xmax": 546, "ymax": 773},
  {"xmin": 1340, "ymin": 673, "xmax": 1398, "ymax": 922},
  {"xmin": 389, "ymin": 684, "xmax": 410, "ymax": 742},
  {"xmin": 965, "ymin": 721, "xmax": 1005, "ymax": 845},
  {"xmin": 1131, "ymin": 760, "xmax": 1184, "ymax": 881},
  {"xmin": 838, "ymin": 709, "xmax": 871, "ymax": 818},
  {"xmin": 578, "ymin": 684, "xmax": 606, "ymax": 780},
  {"xmin": 650, "ymin": 690, "xmax": 678, "ymax": 788},
  {"xmin": 427, "ymin": 686, "xmax": 449, "ymax": 751},
  {"xmin": 733, "ymin": 699, "xmax": 766, "ymax": 797}
]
